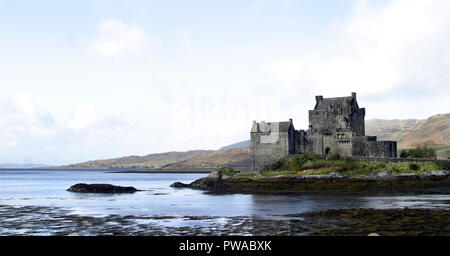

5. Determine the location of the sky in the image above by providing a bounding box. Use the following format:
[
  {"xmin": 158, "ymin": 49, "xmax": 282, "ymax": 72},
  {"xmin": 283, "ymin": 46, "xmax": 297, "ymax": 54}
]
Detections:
[{"xmin": 0, "ymin": 0, "xmax": 449, "ymax": 165}]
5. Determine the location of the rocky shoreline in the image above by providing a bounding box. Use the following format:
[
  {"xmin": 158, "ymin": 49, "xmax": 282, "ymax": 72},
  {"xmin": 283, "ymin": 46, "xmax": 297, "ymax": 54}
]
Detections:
[
  {"xmin": 171, "ymin": 171, "xmax": 450, "ymax": 194},
  {"xmin": 0, "ymin": 204, "xmax": 448, "ymax": 236}
]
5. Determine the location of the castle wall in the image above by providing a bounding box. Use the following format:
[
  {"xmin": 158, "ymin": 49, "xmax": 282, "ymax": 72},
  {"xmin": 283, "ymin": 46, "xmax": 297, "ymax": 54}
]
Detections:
[
  {"xmin": 309, "ymin": 110, "xmax": 335, "ymax": 135},
  {"xmin": 251, "ymin": 93, "xmax": 399, "ymax": 172},
  {"xmin": 251, "ymin": 132, "xmax": 290, "ymax": 172},
  {"xmin": 351, "ymin": 108, "xmax": 365, "ymax": 136},
  {"xmin": 351, "ymin": 137, "xmax": 370, "ymax": 156},
  {"xmin": 294, "ymin": 130, "xmax": 308, "ymax": 154},
  {"xmin": 288, "ymin": 125, "xmax": 296, "ymax": 154},
  {"xmin": 307, "ymin": 133, "xmax": 323, "ymax": 155},
  {"xmin": 322, "ymin": 135, "xmax": 338, "ymax": 155},
  {"xmin": 367, "ymin": 141, "xmax": 397, "ymax": 158},
  {"xmin": 336, "ymin": 140, "xmax": 352, "ymax": 156}
]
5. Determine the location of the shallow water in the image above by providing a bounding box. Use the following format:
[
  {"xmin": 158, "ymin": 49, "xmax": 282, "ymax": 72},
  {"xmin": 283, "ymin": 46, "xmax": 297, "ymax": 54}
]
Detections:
[{"xmin": 0, "ymin": 169, "xmax": 448, "ymax": 235}]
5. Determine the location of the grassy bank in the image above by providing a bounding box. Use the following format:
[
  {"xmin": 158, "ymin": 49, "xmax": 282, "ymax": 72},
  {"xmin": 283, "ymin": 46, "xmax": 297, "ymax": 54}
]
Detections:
[{"xmin": 234, "ymin": 153, "xmax": 443, "ymax": 178}]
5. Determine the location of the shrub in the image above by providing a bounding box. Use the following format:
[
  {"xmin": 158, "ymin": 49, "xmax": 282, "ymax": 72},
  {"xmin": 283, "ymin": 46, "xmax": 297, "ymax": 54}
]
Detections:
[
  {"xmin": 287, "ymin": 157, "xmax": 302, "ymax": 171},
  {"xmin": 400, "ymin": 150, "xmax": 408, "ymax": 158},
  {"xmin": 302, "ymin": 159, "xmax": 328, "ymax": 170},
  {"xmin": 269, "ymin": 160, "xmax": 284, "ymax": 170},
  {"xmin": 216, "ymin": 167, "xmax": 235, "ymax": 176},
  {"xmin": 329, "ymin": 152, "xmax": 341, "ymax": 160},
  {"xmin": 408, "ymin": 163, "xmax": 420, "ymax": 171},
  {"xmin": 336, "ymin": 160, "xmax": 360, "ymax": 172},
  {"xmin": 300, "ymin": 152, "xmax": 320, "ymax": 162},
  {"xmin": 400, "ymin": 145, "xmax": 437, "ymax": 159}
]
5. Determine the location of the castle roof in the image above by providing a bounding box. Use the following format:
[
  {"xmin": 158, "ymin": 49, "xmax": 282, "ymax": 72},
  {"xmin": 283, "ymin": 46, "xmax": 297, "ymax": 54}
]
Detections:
[
  {"xmin": 314, "ymin": 93, "xmax": 358, "ymax": 111},
  {"xmin": 251, "ymin": 121, "xmax": 292, "ymax": 133}
]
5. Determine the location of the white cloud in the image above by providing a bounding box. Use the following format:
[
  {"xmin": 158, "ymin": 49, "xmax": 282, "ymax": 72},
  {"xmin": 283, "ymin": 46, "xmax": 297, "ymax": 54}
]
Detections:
[
  {"xmin": 67, "ymin": 104, "xmax": 97, "ymax": 130},
  {"xmin": 263, "ymin": 0, "xmax": 450, "ymax": 99},
  {"xmin": 11, "ymin": 92, "xmax": 35, "ymax": 115},
  {"xmin": 93, "ymin": 19, "xmax": 146, "ymax": 56},
  {"xmin": 0, "ymin": 93, "xmax": 151, "ymax": 164}
]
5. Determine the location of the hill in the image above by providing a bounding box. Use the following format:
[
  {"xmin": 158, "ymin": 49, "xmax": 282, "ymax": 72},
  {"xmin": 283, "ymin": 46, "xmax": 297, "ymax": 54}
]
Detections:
[
  {"xmin": 365, "ymin": 119, "xmax": 426, "ymax": 142},
  {"xmin": 55, "ymin": 113, "xmax": 449, "ymax": 169},
  {"xmin": 0, "ymin": 163, "xmax": 46, "ymax": 169},
  {"xmin": 398, "ymin": 114, "xmax": 450, "ymax": 147},
  {"xmin": 164, "ymin": 147, "xmax": 251, "ymax": 169},
  {"xmin": 366, "ymin": 114, "xmax": 450, "ymax": 159},
  {"xmin": 59, "ymin": 148, "xmax": 251, "ymax": 169},
  {"xmin": 60, "ymin": 150, "xmax": 213, "ymax": 169},
  {"xmin": 219, "ymin": 140, "xmax": 250, "ymax": 150}
]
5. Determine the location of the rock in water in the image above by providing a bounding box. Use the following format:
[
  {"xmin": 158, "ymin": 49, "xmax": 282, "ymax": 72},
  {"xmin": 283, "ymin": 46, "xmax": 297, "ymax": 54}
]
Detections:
[
  {"xmin": 67, "ymin": 183, "xmax": 139, "ymax": 193},
  {"xmin": 170, "ymin": 182, "xmax": 190, "ymax": 188}
]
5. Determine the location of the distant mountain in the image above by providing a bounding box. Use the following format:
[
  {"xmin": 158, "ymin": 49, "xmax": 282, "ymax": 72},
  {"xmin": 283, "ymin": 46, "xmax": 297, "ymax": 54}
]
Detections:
[
  {"xmin": 366, "ymin": 114, "xmax": 450, "ymax": 148},
  {"xmin": 365, "ymin": 119, "xmax": 426, "ymax": 142},
  {"xmin": 59, "ymin": 150, "xmax": 213, "ymax": 169},
  {"xmin": 53, "ymin": 113, "xmax": 449, "ymax": 169},
  {"xmin": 57, "ymin": 148, "xmax": 251, "ymax": 169},
  {"xmin": 219, "ymin": 140, "xmax": 250, "ymax": 150},
  {"xmin": 164, "ymin": 147, "xmax": 251, "ymax": 169},
  {"xmin": 398, "ymin": 114, "xmax": 450, "ymax": 147},
  {"xmin": 0, "ymin": 163, "xmax": 46, "ymax": 169},
  {"xmin": 366, "ymin": 113, "xmax": 450, "ymax": 159}
]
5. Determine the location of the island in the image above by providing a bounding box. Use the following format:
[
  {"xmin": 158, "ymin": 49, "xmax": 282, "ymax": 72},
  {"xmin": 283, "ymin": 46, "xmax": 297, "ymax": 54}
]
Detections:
[{"xmin": 171, "ymin": 154, "xmax": 450, "ymax": 194}]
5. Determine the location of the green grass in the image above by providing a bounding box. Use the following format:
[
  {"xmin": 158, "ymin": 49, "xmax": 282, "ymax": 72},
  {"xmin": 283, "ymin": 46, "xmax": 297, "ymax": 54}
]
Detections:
[
  {"xmin": 239, "ymin": 153, "xmax": 444, "ymax": 178},
  {"xmin": 216, "ymin": 167, "xmax": 236, "ymax": 176},
  {"xmin": 259, "ymin": 170, "xmax": 299, "ymax": 177},
  {"xmin": 312, "ymin": 161, "xmax": 442, "ymax": 176}
]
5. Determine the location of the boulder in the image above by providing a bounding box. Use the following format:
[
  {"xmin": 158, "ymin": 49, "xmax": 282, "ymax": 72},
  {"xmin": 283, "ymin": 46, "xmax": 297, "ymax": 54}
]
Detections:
[
  {"xmin": 376, "ymin": 171, "xmax": 393, "ymax": 178},
  {"xmin": 328, "ymin": 172, "xmax": 347, "ymax": 178},
  {"xmin": 428, "ymin": 170, "xmax": 449, "ymax": 177},
  {"xmin": 67, "ymin": 183, "xmax": 139, "ymax": 193},
  {"xmin": 207, "ymin": 171, "xmax": 220, "ymax": 178},
  {"xmin": 170, "ymin": 182, "xmax": 190, "ymax": 188}
]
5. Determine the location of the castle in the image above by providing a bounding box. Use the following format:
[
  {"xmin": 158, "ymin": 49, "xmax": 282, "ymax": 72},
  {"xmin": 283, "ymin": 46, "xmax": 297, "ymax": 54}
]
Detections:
[{"xmin": 250, "ymin": 93, "xmax": 397, "ymax": 172}]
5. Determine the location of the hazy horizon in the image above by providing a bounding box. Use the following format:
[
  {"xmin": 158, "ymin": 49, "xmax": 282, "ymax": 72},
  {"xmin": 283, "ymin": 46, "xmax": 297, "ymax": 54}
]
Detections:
[{"xmin": 1, "ymin": 0, "xmax": 449, "ymax": 165}]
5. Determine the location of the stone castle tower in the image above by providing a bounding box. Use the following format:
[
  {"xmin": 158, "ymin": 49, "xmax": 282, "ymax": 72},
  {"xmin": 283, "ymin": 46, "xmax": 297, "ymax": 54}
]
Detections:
[{"xmin": 251, "ymin": 93, "xmax": 397, "ymax": 172}]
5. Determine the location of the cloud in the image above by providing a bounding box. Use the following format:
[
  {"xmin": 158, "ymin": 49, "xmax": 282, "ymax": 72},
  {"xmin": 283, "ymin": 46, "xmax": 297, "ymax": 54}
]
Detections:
[
  {"xmin": 0, "ymin": 93, "xmax": 150, "ymax": 165},
  {"xmin": 67, "ymin": 104, "xmax": 97, "ymax": 130},
  {"xmin": 93, "ymin": 19, "xmax": 146, "ymax": 56},
  {"xmin": 263, "ymin": 0, "xmax": 450, "ymax": 98},
  {"xmin": 2, "ymin": 92, "xmax": 54, "ymax": 129}
]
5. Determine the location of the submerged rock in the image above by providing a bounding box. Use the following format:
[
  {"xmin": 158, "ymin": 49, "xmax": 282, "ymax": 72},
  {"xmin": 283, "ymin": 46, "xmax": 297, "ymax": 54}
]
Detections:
[{"xmin": 67, "ymin": 183, "xmax": 139, "ymax": 193}]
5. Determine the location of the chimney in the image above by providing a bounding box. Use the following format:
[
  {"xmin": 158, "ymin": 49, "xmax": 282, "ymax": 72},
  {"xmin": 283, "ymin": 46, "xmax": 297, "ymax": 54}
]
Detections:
[
  {"xmin": 315, "ymin": 95, "xmax": 323, "ymax": 102},
  {"xmin": 351, "ymin": 92, "xmax": 356, "ymax": 98}
]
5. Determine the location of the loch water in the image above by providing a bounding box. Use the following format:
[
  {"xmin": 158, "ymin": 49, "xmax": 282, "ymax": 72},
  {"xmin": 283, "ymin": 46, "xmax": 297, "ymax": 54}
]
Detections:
[{"xmin": 0, "ymin": 169, "xmax": 448, "ymax": 235}]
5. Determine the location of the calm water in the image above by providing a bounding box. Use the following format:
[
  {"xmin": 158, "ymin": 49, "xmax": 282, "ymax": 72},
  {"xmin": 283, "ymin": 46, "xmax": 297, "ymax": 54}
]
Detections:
[
  {"xmin": 0, "ymin": 169, "xmax": 449, "ymax": 235},
  {"xmin": 1, "ymin": 169, "xmax": 449, "ymax": 217}
]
